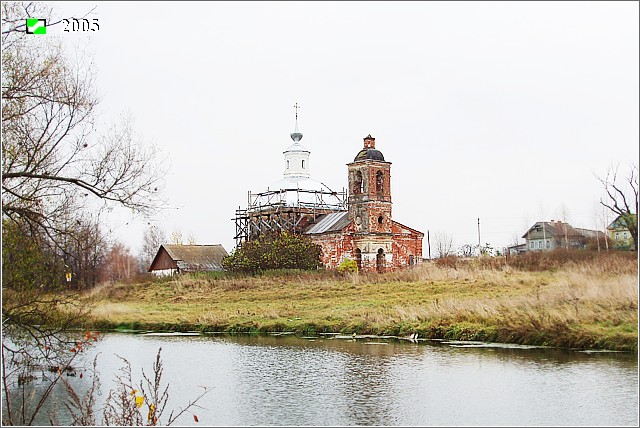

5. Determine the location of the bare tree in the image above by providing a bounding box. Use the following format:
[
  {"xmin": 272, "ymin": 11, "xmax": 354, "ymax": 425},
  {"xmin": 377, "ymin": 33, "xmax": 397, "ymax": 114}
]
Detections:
[
  {"xmin": 434, "ymin": 232, "xmax": 454, "ymax": 258},
  {"xmin": 556, "ymin": 203, "xmax": 571, "ymax": 249},
  {"xmin": 458, "ymin": 244, "xmax": 475, "ymax": 257},
  {"xmin": 2, "ymin": 3, "xmax": 165, "ymax": 424},
  {"xmin": 170, "ymin": 230, "xmax": 184, "ymax": 245},
  {"xmin": 103, "ymin": 242, "xmax": 133, "ymax": 283},
  {"xmin": 62, "ymin": 215, "xmax": 109, "ymax": 289},
  {"xmin": 593, "ymin": 202, "xmax": 611, "ymax": 251},
  {"xmin": 141, "ymin": 225, "xmax": 167, "ymax": 269},
  {"xmin": 2, "ymin": 2, "xmax": 166, "ymax": 251},
  {"xmin": 595, "ymin": 163, "xmax": 638, "ymax": 251},
  {"xmin": 511, "ymin": 233, "xmax": 523, "ymax": 248}
]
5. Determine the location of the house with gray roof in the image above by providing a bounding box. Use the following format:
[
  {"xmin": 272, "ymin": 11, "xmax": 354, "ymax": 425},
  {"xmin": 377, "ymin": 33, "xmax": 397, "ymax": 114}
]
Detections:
[
  {"xmin": 148, "ymin": 244, "xmax": 228, "ymax": 276},
  {"xmin": 522, "ymin": 221, "xmax": 603, "ymax": 251}
]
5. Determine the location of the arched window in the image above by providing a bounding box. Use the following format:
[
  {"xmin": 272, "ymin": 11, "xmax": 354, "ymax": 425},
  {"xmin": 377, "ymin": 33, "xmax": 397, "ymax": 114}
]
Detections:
[
  {"xmin": 355, "ymin": 249, "xmax": 362, "ymax": 271},
  {"xmin": 378, "ymin": 215, "xmax": 384, "ymax": 225},
  {"xmin": 302, "ymin": 160, "xmax": 305, "ymax": 169},
  {"xmin": 354, "ymin": 171, "xmax": 363, "ymax": 194},
  {"xmin": 376, "ymin": 170, "xmax": 384, "ymax": 193}
]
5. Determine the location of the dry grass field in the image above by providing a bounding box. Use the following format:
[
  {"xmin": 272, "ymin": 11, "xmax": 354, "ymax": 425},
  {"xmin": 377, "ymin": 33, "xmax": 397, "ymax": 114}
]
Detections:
[{"xmin": 82, "ymin": 250, "xmax": 638, "ymax": 352}]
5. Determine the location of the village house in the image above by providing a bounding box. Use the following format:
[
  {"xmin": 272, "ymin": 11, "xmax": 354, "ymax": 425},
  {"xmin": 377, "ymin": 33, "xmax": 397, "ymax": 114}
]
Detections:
[
  {"xmin": 234, "ymin": 111, "xmax": 423, "ymax": 272},
  {"xmin": 606, "ymin": 214, "xmax": 637, "ymax": 250},
  {"xmin": 148, "ymin": 244, "xmax": 228, "ymax": 276},
  {"xmin": 522, "ymin": 220, "xmax": 604, "ymax": 251}
]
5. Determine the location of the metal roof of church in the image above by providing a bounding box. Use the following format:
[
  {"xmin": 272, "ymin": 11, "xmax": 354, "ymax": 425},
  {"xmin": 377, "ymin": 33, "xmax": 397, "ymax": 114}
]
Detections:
[
  {"xmin": 354, "ymin": 148, "xmax": 385, "ymax": 162},
  {"xmin": 305, "ymin": 211, "xmax": 350, "ymax": 234}
]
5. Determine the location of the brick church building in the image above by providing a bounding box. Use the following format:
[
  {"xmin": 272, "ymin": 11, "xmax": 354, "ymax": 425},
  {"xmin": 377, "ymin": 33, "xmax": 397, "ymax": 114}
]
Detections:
[
  {"xmin": 234, "ymin": 112, "xmax": 423, "ymax": 272},
  {"xmin": 306, "ymin": 134, "xmax": 423, "ymax": 272}
]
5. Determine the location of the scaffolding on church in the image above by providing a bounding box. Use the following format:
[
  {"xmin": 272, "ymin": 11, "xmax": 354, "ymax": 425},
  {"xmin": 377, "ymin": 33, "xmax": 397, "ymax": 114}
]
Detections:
[{"xmin": 233, "ymin": 187, "xmax": 347, "ymax": 247}]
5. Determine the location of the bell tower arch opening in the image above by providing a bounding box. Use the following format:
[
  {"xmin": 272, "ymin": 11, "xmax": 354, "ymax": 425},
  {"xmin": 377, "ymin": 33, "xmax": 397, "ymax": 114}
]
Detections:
[
  {"xmin": 354, "ymin": 170, "xmax": 363, "ymax": 194},
  {"xmin": 376, "ymin": 170, "xmax": 384, "ymax": 194}
]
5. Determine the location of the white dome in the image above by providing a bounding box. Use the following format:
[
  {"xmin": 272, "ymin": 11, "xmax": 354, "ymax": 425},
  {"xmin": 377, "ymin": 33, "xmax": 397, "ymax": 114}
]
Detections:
[{"xmin": 248, "ymin": 111, "xmax": 345, "ymax": 212}]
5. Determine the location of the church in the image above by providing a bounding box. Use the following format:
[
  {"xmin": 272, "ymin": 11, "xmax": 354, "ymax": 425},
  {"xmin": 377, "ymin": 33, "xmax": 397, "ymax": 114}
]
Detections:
[{"xmin": 233, "ymin": 110, "xmax": 423, "ymax": 272}]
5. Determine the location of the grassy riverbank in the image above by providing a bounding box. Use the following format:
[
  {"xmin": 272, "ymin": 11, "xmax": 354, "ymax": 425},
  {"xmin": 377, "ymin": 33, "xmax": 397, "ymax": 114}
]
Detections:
[{"xmin": 75, "ymin": 251, "xmax": 639, "ymax": 352}]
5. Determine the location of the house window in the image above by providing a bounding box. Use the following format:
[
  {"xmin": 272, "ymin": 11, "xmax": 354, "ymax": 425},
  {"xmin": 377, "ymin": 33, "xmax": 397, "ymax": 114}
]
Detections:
[
  {"xmin": 530, "ymin": 241, "xmax": 535, "ymax": 249},
  {"xmin": 546, "ymin": 240, "xmax": 550, "ymax": 249}
]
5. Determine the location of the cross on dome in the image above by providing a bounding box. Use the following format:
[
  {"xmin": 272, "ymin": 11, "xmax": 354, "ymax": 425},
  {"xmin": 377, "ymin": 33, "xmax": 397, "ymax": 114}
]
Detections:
[{"xmin": 290, "ymin": 102, "xmax": 303, "ymax": 142}]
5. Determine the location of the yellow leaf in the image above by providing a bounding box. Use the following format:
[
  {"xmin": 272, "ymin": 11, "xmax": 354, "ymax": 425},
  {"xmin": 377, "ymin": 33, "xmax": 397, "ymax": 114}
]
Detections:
[
  {"xmin": 135, "ymin": 396, "xmax": 144, "ymax": 408},
  {"xmin": 147, "ymin": 403, "xmax": 156, "ymax": 421}
]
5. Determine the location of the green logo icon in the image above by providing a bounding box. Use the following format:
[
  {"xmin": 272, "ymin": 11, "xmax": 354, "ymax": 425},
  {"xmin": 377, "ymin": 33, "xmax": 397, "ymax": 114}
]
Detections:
[{"xmin": 26, "ymin": 18, "xmax": 46, "ymax": 34}]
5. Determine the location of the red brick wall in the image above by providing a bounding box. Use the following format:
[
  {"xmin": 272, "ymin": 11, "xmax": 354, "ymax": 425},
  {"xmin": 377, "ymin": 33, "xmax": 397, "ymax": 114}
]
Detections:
[
  {"xmin": 309, "ymin": 221, "xmax": 423, "ymax": 272},
  {"xmin": 391, "ymin": 221, "xmax": 423, "ymax": 269},
  {"xmin": 312, "ymin": 232, "xmax": 354, "ymax": 268}
]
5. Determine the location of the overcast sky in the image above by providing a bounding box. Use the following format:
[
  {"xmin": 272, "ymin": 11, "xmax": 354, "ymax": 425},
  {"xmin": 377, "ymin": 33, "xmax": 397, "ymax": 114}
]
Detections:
[{"xmin": 48, "ymin": 1, "xmax": 639, "ymax": 257}]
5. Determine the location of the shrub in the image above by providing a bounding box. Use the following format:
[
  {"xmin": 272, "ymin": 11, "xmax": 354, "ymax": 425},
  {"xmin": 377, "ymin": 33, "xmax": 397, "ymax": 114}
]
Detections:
[
  {"xmin": 222, "ymin": 231, "xmax": 322, "ymax": 274},
  {"xmin": 434, "ymin": 255, "xmax": 460, "ymax": 269},
  {"xmin": 337, "ymin": 258, "xmax": 358, "ymax": 274}
]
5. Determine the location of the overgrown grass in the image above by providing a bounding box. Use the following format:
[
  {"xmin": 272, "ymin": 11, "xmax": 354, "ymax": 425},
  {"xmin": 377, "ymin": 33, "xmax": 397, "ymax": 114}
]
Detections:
[{"xmin": 75, "ymin": 251, "xmax": 639, "ymax": 352}]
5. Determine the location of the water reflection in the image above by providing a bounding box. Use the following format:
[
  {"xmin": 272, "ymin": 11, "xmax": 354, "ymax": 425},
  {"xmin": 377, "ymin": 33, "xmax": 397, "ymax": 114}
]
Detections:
[{"xmin": 4, "ymin": 333, "xmax": 638, "ymax": 426}]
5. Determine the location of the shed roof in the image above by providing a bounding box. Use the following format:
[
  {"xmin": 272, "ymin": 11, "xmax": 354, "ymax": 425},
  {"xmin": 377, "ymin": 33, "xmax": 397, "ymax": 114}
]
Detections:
[
  {"xmin": 149, "ymin": 244, "xmax": 228, "ymax": 272},
  {"xmin": 575, "ymin": 228, "xmax": 605, "ymax": 239}
]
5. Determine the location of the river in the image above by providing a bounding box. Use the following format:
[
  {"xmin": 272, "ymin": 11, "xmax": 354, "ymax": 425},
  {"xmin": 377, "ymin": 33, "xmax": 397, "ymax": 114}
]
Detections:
[{"xmin": 4, "ymin": 332, "xmax": 638, "ymax": 426}]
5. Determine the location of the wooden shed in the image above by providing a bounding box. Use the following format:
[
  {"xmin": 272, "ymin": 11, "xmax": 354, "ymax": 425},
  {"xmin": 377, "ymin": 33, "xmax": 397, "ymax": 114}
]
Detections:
[{"xmin": 148, "ymin": 244, "xmax": 228, "ymax": 275}]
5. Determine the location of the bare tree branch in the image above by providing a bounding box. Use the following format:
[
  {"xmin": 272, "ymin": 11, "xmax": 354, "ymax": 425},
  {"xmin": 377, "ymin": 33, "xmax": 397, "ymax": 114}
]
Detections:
[{"xmin": 595, "ymin": 163, "xmax": 639, "ymax": 251}]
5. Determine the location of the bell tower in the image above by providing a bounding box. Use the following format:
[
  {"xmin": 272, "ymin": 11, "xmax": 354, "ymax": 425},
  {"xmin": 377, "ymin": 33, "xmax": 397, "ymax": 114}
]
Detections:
[{"xmin": 347, "ymin": 134, "xmax": 393, "ymax": 272}]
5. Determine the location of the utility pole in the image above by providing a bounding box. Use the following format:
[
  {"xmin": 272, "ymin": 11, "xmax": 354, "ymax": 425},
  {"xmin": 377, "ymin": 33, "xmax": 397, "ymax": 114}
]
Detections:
[
  {"xmin": 477, "ymin": 218, "xmax": 481, "ymax": 247},
  {"xmin": 427, "ymin": 230, "xmax": 431, "ymax": 259}
]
